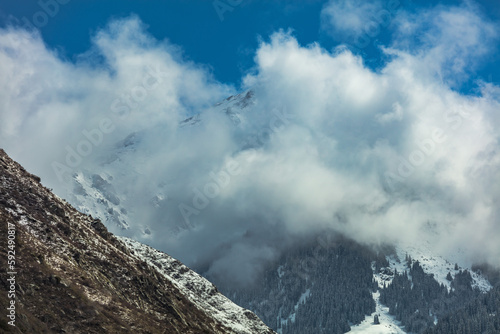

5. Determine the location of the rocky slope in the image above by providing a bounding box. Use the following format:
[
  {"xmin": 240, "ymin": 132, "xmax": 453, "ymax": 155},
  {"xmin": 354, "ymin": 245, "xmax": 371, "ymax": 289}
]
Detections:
[
  {"xmin": 0, "ymin": 149, "xmax": 274, "ymax": 333},
  {"xmin": 120, "ymin": 237, "xmax": 276, "ymax": 334}
]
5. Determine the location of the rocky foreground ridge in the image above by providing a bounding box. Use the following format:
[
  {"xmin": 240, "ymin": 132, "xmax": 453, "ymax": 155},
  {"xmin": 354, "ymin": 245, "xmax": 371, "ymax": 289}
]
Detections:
[{"xmin": 0, "ymin": 149, "xmax": 275, "ymax": 334}]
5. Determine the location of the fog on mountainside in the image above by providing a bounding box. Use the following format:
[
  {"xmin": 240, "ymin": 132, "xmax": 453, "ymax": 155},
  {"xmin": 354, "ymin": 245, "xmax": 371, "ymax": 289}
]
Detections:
[{"xmin": 1, "ymin": 3, "xmax": 500, "ymax": 289}]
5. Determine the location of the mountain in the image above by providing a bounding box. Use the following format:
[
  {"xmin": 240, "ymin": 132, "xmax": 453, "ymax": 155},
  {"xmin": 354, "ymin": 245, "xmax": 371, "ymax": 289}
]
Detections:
[
  {"xmin": 62, "ymin": 90, "xmax": 259, "ymax": 236},
  {"xmin": 0, "ymin": 149, "xmax": 275, "ymax": 333},
  {"xmin": 219, "ymin": 236, "xmax": 498, "ymax": 333},
  {"xmin": 32, "ymin": 89, "xmax": 500, "ymax": 334}
]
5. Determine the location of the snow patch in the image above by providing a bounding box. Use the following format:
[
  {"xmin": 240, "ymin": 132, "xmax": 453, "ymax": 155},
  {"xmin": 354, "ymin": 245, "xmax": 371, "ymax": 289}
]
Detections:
[
  {"xmin": 348, "ymin": 291, "xmax": 406, "ymax": 334},
  {"xmin": 395, "ymin": 242, "xmax": 492, "ymax": 293}
]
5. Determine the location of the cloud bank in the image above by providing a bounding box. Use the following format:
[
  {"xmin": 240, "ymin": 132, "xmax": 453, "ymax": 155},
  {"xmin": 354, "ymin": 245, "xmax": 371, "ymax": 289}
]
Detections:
[{"xmin": 1, "ymin": 4, "xmax": 499, "ymax": 287}]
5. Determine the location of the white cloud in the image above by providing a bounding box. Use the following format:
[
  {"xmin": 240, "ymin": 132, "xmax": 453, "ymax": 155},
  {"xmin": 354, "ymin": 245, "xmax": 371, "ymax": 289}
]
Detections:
[
  {"xmin": 376, "ymin": 102, "xmax": 403, "ymax": 124},
  {"xmin": 390, "ymin": 2, "xmax": 498, "ymax": 86},
  {"xmin": 1, "ymin": 5, "xmax": 500, "ymax": 287},
  {"xmin": 321, "ymin": 0, "xmax": 385, "ymax": 41},
  {"xmin": 0, "ymin": 16, "xmax": 234, "ymax": 190}
]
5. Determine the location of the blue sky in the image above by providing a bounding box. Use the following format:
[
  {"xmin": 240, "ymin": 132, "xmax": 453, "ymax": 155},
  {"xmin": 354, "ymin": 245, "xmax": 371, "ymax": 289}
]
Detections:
[
  {"xmin": 1, "ymin": 0, "xmax": 498, "ymax": 90},
  {"xmin": 0, "ymin": 0, "xmax": 326, "ymax": 85}
]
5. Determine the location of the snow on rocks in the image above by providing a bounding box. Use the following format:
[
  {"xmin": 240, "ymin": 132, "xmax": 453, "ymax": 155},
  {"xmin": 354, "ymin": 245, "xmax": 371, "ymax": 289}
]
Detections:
[{"xmin": 118, "ymin": 236, "xmax": 275, "ymax": 334}]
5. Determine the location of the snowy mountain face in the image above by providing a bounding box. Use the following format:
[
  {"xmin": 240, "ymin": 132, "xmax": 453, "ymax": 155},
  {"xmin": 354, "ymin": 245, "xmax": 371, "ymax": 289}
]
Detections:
[
  {"xmin": 0, "ymin": 149, "xmax": 275, "ymax": 333},
  {"xmin": 217, "ymin": 233, "xmax": 497, "ymax": 334},
  {"xmin": 63, "ymin": 90, "xmax": 260, "ymax": 237}
]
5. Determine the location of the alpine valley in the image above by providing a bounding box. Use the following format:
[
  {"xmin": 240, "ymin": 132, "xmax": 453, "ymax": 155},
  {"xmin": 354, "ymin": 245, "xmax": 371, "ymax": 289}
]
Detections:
[{"xmin": 13, "ymin": 90, "xmax": 499, "ymax": 334}]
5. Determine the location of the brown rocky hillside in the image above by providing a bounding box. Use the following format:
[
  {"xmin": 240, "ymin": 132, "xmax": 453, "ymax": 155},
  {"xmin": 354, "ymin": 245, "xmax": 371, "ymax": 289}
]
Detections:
[{"xmin": 0, "ymin": 149, "xmax": 274, "ymax": 334}]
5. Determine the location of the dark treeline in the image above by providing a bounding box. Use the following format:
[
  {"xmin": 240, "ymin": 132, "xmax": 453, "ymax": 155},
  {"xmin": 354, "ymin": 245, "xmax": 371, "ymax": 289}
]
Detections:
[
  {"xmin": 423, "ymin": 285, "xmax": 500, "ymax": 334},
  {"xmin": 222, "ymin": 237, "xmax": 384, "ymax": 334},
  {"xmin": 220, "ymin": 236, "xmax": 500, "ymax": 334},
  {"xmin": 380, "ymin": 259, "xmax": 496, "ymax": 333}
]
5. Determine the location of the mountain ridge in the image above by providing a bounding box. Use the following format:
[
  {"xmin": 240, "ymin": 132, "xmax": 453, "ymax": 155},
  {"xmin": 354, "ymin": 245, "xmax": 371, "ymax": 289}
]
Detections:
[
  {"xmin": 0, "ymin": 148, "xmax": 275, "ymax": 333},
  {"xmin": 47, "ymin": 89, "xmax": 500, "ymax": 333}
]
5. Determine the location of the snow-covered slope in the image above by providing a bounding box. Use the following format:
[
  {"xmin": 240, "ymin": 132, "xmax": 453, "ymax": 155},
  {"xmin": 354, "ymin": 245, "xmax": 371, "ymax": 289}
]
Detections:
[
  {"xmin": 63, "ymin": 90, "xmax": 257, "ymax": 236},
  {"xmin": 222, "ymin": 236, "xmax": 494, "ymax": 334},
  {"xmin": 181, "ymin": 90, "xmax": 255, "ymax": 127},
  {"xmin": 351, "ymin": 241, "xmax": 493, "ymax": 334},
  {"xmin": 348, "ymin": 291, "xmax": 406, "ymax": 334},
  {"xmin": 70, "ymin": 171, "xmax": 130, "ymax": 229},
  {"xmin": 119, "ymin": 236, "xmax": 275, "ymax": 334},
  {"xmin": 379, "ymin": 242, "xmax": 492, "ymax": 293}
]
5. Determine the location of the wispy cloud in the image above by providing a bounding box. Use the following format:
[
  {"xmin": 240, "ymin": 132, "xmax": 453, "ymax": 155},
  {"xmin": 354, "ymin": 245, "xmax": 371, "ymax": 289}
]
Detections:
[{"xmin": 321, "ymin": 0, "xmax": 385, "ymax": 38}]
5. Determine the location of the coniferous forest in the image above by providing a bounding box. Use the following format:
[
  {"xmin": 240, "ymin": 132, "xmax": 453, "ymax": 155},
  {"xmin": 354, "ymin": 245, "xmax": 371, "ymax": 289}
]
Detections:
[
  {"xmin": 221, "ymin": 238, "xmax": 380, "ymax": 334},
  {"xmin": 220, "ymin": 238, "xmax": 500, "ymax": 334},
  {"xmin": 380, "ymin": 260, "xmax": 487, "ymax": 333}
]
